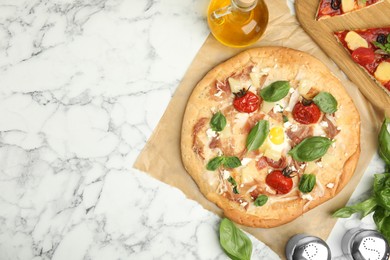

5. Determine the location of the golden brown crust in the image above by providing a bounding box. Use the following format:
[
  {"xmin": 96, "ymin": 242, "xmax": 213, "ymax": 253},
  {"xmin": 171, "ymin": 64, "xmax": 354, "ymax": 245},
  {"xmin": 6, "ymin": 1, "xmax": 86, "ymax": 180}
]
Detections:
[{"xmin": 181, "ymin": 47, "xmax": 360, "ymax": 228}]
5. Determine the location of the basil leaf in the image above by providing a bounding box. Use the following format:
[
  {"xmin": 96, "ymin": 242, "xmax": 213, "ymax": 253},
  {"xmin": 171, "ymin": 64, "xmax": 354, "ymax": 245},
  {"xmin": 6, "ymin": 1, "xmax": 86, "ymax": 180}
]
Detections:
[
  {"xmin": 332, "ymin": 207, "xmax": 358, "ymax": 218},
  {"xmin": 228, "ymin": 176, "xmax": 237, "ymax": 186},
  {"xmin": 254, "ymin": 195, "xmax": 268, "ymax": 206},
  {"xmin": 299, "ymin": 174, "xmax": 316, "ymax": 193},
  {"xmin": 288, "ymin": 136, "xmax": 333, "ymax": 162},
  {"xmin": 376, "ymin": 188, "xmax": 390, "ymax": 211},
  {"xmin": 378, "ymin": 118, "xmax": 390, "ymax": 165},
  {"xmin": 210, "ymin": 112, "xmax": 227, "ymax": 132},
  {"xmin": 246, "ymin": 120, "xmax": 269, "ymax": 151},
  {"xmin": 224, "ymin": 156, "xmax": 242, "ymax": 169},
  {"xmin": 259, "ymin": 81, "xmax": 290, "ymax": 102},
  {"xmin": 207, "ymin": 156, "xmax": 224, "ymax": 171},
  {"xmin": 283, "ymin": 115, "xmax": 288, "ymax": 123},
  {"xmin": 380, "ymin": 216, "xmax": 390, "ymax": 243},
  {"xmin": 313, "ymin": 92, "xmax": 338, "ymax": 113},
  {"xmin": 373, "ymin": 207, "xmax": 390, "ymax": 231},
  {"xmin": 219, "ymin": 218, "xmax": 252, "ymax": 260},
  {"xmin": 374, "ymin": 174, "xmax": 390, "ymax": 195},
  {"xmin": 333, "ymin": 197, "xmax": 377, "ymax": 218}
]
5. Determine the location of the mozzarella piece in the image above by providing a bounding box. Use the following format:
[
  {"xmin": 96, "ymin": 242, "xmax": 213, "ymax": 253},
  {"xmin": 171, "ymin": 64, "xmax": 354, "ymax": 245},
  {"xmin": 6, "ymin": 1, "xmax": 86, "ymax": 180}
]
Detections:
[
  {"xmin": 301, "ymin": 193, "xmax": 314, "ymax": 201},
  {"xmin": 285, "ymin": 88, "xmax": 300, "ymax": 112},
  {"xmin": 374, "ymin": 61, "xmax": 390, "ymax": 82},
  {"xmin": 345, "ymin": 31, "xmax": 368, "ymax": 51},
  {"xmin": 298, "ymin": 79, "xmax": 312, "ymax": 96},
  {"xmin": 228, "ymin": 78, "xmax": 242, "ymax": 93},
  {"xmin": 260, "ymin": 101, "xmax": 276, "ymax": 113},
  {"xmin": 326, "ymin": 183, "xmax": 335, "ymax": 189},
  {"xmin": 206, "ymin": 128, "xmax": 217, "ymax": 139},
  {"xmin": 264, "ymin": 148, "xmax": 282, "ymax": 162},
  {"xmin": 250, "ymin": 72, "xmax": 267, "ymax": 89},
  {"xmin": 304, "ymin": 161, "xmax": 317, "ymax": 174},
  {"xmin": 342, "ymin": 0, "xmax": 355, "ymax": 13}
]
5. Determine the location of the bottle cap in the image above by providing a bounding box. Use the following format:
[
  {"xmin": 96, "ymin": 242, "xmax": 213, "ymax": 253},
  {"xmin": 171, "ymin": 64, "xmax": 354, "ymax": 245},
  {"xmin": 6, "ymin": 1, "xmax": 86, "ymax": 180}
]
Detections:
[
  {"xmin": 234, "ymin": 0, "xmax": 257, "ymax": 8},
  {"xmin": 286, "ymin": 234, "xmax": 331, "ymax": 260},
  {"xmin": 341, "ymin": 228, "xmax": 390, "ymax": 260}
]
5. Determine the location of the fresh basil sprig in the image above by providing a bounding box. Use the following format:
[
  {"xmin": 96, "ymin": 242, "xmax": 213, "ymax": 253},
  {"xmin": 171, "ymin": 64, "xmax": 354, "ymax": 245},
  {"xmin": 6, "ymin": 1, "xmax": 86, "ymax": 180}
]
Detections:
[
  {"xmin": 219, "ymin": 218, "xmax": 252, "ymax": 260},
  {"xmin": 254, "ymin": 195, "xmax": 268, "ymax": 206},
  {"xmin": 259, "ymin": 81, "xmax": 290, "ymax": 102},
  {"xmin": 299, "ymin": 174, "xmax": 316, "ymax": 193},
  {"xmin": 379, "ymin": 118, "xmax": 390, "ymax": 167},
  {"xmin": 206, "ymin": 156, "xmax": 241, "ymax": 171},
  {"xmin": 333, "ymin": 118, "xmax": 390, "ymax": 244},
  {"xmin": 210, "ymin": 112, "xmax": 227, "ymax": 132},
  {"xmin": 288, "ymin": 136, "xmax": 333, "ymax": 162},
  {"xmin": 246, "ymin": 120, "xmax": 269, "ymax": 151},
  {"xmin": 313, "ymin": 92, "xmax": 338, "ymax": 113}
]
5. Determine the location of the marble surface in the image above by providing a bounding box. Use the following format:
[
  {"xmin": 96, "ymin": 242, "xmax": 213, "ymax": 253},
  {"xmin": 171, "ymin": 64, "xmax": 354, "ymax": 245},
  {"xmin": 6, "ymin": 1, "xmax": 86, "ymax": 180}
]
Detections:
[{"xmin": 0, "ymin": 0, "xmax": 385, "ymax": 259}]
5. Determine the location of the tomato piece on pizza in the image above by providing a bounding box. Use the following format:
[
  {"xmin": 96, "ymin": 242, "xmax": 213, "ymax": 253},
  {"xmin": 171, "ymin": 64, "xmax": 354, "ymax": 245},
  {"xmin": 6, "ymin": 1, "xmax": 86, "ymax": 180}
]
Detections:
[
  {"xmin": 316, "ymin": 0, "xmax": 383, "ymax": 20},
  {"xmin": 334, "ymin": 27, "xmax": 390, "ymax": 94}
]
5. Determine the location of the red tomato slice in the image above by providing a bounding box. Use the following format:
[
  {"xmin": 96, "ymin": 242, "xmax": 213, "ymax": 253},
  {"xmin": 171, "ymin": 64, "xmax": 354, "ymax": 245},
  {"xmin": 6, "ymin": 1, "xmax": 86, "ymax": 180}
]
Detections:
[
  {"xmin": 351, "ymin": 47, "xmax": 376, "ymax": 66},
  {"xmin": 233, "ymin": 91, "xmax": 260, "ymax": 113},
  {"xmin": 265, "ymin": 170, "xmax": 293, "ymax": 194},
  {"xmin": 292, "ymin": 102, "xmax": 321, "ymax": 124}
]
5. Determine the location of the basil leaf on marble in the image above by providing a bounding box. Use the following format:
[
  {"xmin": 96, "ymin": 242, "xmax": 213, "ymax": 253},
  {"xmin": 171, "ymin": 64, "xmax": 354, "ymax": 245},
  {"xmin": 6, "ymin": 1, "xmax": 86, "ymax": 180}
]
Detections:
[
  {"xmin": 246, "ymin": 120, "xmax": 269, "ymax": 151},
  {"xmin": 313, "ymin": 92, "xmax": 338, "ymax": 113},
  {"xmin": 210, "ymin": 112, "xmax": 227, "ymax": 132},
  {"xmin": 288, "ymin": 136, "xmax": 333, "ymax": 162},
  {"xmin": 224, "ymin": 156, "xmax": 242, "ymax": 169},
  {"xmin": 207, "ymin": 156, "xmax": 225, "ymax": 171},
  {"xmin": 332, "ymin": 197, "xmax": 377, "ymax": 218},
  {"xmin": 378, "ymin": 118, "xmax": 390, "ymax": 166},
  {"xmin": 254, "ymin": 195, "xmax": 268, "ymax": 207},
  {"xmin": 299, "ymin": 174, "xmax": 316, "ymax": 193},
  {"xmin": 219, "ymin": 218, "xmax": 252, "ymax": 260},
  {"xmin": 259, "ymin": 81, "xmax": 290, "ymax": 102}
]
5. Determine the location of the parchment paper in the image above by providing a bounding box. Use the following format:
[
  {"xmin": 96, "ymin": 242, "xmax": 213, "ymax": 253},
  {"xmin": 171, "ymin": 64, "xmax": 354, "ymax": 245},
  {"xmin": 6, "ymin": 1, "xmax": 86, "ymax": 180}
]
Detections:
[{"xmin": 134, "ymin": 0, "xmax": 383, "ymax": 258}]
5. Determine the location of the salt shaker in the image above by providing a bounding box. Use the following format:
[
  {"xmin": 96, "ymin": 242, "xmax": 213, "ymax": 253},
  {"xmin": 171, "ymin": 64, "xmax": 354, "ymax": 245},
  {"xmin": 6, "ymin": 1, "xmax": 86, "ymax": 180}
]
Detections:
[
  {"xmin": 285, "ymin": 234, "xmax": 331, "ymax": 260},
  {"xmin": 341, "ymin": 228, "xmax": 390, "ymax": 260}
]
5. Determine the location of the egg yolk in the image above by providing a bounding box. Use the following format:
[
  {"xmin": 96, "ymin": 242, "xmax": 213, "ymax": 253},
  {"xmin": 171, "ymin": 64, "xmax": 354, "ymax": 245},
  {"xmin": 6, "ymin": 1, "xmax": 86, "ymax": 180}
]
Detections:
[{"xmin": 269, "ymin": 126, "xmax": 284, "ymax": 145}]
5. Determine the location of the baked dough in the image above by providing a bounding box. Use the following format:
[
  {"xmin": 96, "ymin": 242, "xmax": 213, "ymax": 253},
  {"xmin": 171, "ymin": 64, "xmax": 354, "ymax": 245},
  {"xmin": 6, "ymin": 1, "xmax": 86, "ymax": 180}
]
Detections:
[{"xmin": 181, "ymin": 47, "xmax": 360, "ymax": 228}]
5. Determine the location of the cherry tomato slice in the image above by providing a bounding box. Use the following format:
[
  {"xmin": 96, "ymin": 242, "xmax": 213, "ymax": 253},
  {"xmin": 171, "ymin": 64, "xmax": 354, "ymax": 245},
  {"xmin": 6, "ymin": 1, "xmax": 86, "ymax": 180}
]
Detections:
[
  {"xmin": 265, "ymin": 170, "xmax": 293, "ymax": 194},
  {"xmin": 292, "ymin": 102, "xmax": 321, "ymax": 124},
  {"xmin": 351, "ymin": 47, "xmax": 376, "ymax": 66},
  {"xmin": 233, "ymin": 91, "xmax": 260, "ymax": 113}
]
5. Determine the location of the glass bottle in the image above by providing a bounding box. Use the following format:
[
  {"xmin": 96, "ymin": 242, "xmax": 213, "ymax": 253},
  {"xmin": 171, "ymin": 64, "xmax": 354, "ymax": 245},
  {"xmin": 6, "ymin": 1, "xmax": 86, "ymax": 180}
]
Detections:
[{"xmin": 207, "ymin": 0, "xmax": 269, "ymax": 48}]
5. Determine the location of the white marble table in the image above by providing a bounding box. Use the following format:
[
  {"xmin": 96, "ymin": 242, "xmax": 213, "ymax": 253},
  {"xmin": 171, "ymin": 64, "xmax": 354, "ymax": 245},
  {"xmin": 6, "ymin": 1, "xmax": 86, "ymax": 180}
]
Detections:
[{"xmin": 0, "ymin": 0, "xmax": 385, "ymax": 259}]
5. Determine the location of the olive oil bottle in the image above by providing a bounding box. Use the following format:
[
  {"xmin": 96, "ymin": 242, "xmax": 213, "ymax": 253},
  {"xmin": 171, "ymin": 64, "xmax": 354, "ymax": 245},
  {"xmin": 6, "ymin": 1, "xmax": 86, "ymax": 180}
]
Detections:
[{"xmin": 208, "ymin": 0, "xmax": 269, "ymax": 48}]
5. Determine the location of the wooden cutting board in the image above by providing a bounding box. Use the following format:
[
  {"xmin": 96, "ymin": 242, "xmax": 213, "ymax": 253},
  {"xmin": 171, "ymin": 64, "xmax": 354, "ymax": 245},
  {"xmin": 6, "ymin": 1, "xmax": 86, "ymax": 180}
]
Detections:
[{"xmin": 295, "ymin": 0, "xmax": 390, "ymax": 116}]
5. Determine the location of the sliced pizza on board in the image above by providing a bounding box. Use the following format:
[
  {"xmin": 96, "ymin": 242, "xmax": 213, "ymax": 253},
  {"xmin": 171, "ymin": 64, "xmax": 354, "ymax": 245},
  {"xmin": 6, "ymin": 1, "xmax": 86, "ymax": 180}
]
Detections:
[
  {"xmin": 316, "ymin": 0, "xmax": 383, "ymax": 20},
  {"xmin": 334, "ymin": 27, "xmax": 390, "ymax": 94}
]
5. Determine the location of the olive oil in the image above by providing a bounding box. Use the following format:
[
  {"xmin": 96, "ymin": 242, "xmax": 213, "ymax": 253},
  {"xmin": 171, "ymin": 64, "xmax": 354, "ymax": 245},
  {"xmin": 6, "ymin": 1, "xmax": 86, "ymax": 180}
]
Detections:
[{"xmin": 208, "ymin": 0, "xmax": 269, "ymax": 48}]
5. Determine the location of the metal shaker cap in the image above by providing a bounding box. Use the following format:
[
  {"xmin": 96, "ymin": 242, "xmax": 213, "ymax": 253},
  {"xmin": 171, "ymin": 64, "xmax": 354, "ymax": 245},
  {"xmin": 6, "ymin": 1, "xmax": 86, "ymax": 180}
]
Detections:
[
  {"xmin": 341, "ymin": 228, "xmax": 390, "ymax": 260},
  {"xmin": 286, "ymin": 234, "xmax": 331, "ymax": 260}
]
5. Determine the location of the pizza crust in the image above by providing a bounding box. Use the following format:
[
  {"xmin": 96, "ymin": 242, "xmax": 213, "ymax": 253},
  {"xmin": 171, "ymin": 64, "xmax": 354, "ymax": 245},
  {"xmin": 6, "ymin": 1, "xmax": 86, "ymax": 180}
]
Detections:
[{"xmin": 181, "ymin": 47, "xmax": 360, "ymax": 228}]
